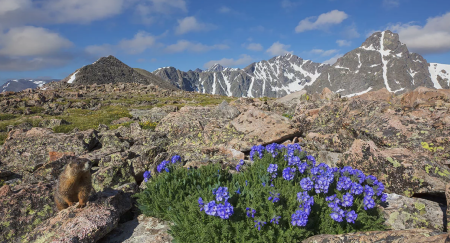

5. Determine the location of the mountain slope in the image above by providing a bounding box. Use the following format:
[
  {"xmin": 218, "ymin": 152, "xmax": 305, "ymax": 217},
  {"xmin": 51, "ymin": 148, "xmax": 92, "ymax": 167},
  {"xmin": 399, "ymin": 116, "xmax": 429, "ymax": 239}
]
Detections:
[
  {"xmin": 306, "ymin": 30, "xmax": 436, "ymax": 97},
  {"xmin": 429, "ymin": 63, "xmax": 450, "ymax": 89},
  {"xmin": 61, "ymin": 56, "xmax": 178, "ymax": 90},
  {"xmin": 1, "ymin": 79, "xmax": 59, "ymax": 93},
  {"xmin": 153, "ymin": 53, "xmax": 330, "ymax": 98}
]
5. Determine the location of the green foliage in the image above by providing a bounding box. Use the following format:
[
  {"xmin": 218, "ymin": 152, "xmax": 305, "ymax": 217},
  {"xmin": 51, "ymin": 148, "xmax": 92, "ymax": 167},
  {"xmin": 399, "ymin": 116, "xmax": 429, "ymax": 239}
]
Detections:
[
  {"xmin": 52, "ymin": 106, "xmax": 132, "ymax": 133},
  {"xmin": 0, "ymin": 114, "xmax": 16, "ymax": 121},
  {"xmin": 139, "ymin": 121, "xmax": 158, "ymax": 130},
  {"xmin": 282, "ymin": 113, "xmax": 293, "ymax": 119},
  {"xmin": 0, "ymin": 132, "xmax": 7, "ymax": 145},
  {"xmin": 135, "ymin": 151, "xmax": 386, "ymax": 242}
]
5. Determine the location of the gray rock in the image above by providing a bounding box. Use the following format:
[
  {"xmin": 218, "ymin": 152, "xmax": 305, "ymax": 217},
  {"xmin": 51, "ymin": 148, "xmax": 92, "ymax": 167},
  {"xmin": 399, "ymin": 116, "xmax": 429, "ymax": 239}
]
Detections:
[
  {"xmin": 215, "ymin": 100, "xmax": 240, "ymax": 119},
  {"xmin": 98, "ymin": 215, "xmax": 173, "ymax": 243},
  {"xmin": 381, "ymin": 193, "xmax": 445, "ymax": 231}
]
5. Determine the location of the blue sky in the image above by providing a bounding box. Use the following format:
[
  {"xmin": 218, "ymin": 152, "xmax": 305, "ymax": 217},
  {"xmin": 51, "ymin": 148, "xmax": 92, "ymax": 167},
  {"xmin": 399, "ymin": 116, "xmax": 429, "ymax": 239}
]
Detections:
[{"xmin": 1, "ymin": 0, "xmax": 450, "ymax": 85}]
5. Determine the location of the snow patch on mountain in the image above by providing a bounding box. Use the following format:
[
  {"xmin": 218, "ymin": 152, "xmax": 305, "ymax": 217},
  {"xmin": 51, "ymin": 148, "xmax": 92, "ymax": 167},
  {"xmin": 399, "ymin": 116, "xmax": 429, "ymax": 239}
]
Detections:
[
  {"xmin": 429, "ymin": 63, "xmax": 449, "ymax": 89},
  {"xmin": 67, "ymin": 71, "xmax": 79, "ymax": 84},
  {"xmin": 343, "ymin": 87, "xmax": 373, "ymax": 98}
]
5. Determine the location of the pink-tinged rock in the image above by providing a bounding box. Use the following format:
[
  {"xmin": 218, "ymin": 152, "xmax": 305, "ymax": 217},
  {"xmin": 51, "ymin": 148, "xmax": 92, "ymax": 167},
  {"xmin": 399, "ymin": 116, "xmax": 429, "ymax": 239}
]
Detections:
[
  {"xmin": 302, "ymin": 229, "xmax": 449, "ymax": 243},
  {"xmin": 230, "ymin": 108, "xmax": 301, "ymax": 148},
  {"xmin": 98, "ymin": 215, "xmax": 173, "ymax": 243},
  {"xmin": 25, "ymin": 189, "xmax": 132, "ymax": 243}
]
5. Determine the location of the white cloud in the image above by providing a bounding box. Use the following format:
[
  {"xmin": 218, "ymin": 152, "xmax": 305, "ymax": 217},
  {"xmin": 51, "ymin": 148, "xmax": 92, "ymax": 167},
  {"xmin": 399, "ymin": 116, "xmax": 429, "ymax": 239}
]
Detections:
[
  {"xmin": 118, "ymin": 31, "xmax": 156, "ymax": 54},
  {"xmin": 246, "ymin": 43, "xmax": 263, "ymax": 51},
  {"xmin": 323, "ymin": 53, "xmax": 343, "ymax": 64},
  {"xmin": 85, "ymin": 31, "xmax": 159, "ymax": 57},
  {"xmin": 388, "ymin": 12, "xmax": 450, "ymax": 54},
  {"xmin": 175, "ymin": 16, "xmax": 216, "ymax": 35},
  {"xmin": 0, "ymin": 0, "xmax": 32, "ymax": 15},
  {"xmin": 295, "ymin": 10, "xmax": 348, "ymax": 33},
  {"xmin": 266, "ymin": 42, "xmax": 293, "ymax": 56},
  {"xmin": 165, "ymin": 40, "xmax": 229, "ymax": 53},
  {"xmin": 336, "ymin": 40, "xmax": 351, "ymax": 46},
  {"xmin": 281, "ymin": 0, "xmax": 300, "ymax": 9},
  {"xmin": 43, "ymin": 0, "xmax": 126, "ymax": 24},
  {"xmin": 0, "ymin": 55, "xmax": 72, "ymax": 71},
  {"xmin": 0, "ymin": 26, "xmax": 72, "ymax": 56},
  {"xmin": 310, "ymin": 49, "xmax": 338, "ymax": 56},
  {"xmin": 135, "ymin": 0, "xmax": 187, "ymax": 25},
  {"xmin": 383, "ymin": 0, "xmax": 400, "ymax": 8},
  {"xmin": 85, "ymin": 44, "xmax": 115, "ymax": 57},
  {"xmin": 219, "ymin": 6, "xmax": 231, "ymax": 13},
  {"xmin": 204, "ymin": 54, "xmax": 252, "ymax": 69},
  {"xmin": 342, "ymin": 25, "xmax": 360, "ymax": 39}
]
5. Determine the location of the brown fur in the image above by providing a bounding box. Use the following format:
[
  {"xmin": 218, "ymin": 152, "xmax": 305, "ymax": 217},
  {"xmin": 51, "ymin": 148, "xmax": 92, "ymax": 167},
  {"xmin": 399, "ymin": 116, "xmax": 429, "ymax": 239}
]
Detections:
[{"xmin": 54, "ymin": 157, "xmax": 92, "ymax": 211}]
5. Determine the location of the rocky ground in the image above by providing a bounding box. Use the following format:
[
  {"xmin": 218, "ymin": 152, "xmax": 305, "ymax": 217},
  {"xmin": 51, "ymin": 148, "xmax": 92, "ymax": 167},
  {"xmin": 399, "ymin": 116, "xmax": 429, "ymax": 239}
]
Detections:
[{"xmin": 1, "ymin": 82, "xmax": 450, "ymax": 242}]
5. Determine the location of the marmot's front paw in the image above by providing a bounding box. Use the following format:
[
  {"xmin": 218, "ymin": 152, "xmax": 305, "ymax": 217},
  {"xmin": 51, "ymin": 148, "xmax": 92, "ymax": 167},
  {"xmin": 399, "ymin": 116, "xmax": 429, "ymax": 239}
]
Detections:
[{"xmin": 76, "ymin": 202, "xmax": 86, "ymax": 208}]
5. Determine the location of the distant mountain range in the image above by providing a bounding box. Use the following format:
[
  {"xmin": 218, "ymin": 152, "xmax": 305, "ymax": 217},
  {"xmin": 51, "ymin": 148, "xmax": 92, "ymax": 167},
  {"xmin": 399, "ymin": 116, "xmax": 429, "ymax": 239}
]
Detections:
[
  {"xmin": 152, "ymin": 30, "xmax": 450, "ymax": 98},
  {"xmin": 3, "ymin": 30, "xmax": 450, "ymax": 98},
  {"xmin": 1, "ymin": 79, "xmax": 59, "ymax": 93}
]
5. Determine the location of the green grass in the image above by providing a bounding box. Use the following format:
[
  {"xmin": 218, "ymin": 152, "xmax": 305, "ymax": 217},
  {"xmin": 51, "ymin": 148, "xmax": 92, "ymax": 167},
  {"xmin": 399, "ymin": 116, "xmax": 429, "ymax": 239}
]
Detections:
[
  {"xmin": 0, "ymin": 114, "xmax": 17, "ymax": 121},
  {"xmin": 52, "ymin": 106, "xmax": 132, "ymax": 133},
  {"xmin": 0, "ymin": 132, "xmax": 7, "ymax": 145}
]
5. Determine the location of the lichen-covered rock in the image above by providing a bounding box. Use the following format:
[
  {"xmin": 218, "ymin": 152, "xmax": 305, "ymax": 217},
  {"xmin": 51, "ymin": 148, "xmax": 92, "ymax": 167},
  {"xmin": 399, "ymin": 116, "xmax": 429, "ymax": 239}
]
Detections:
[
  {"xmin": 0, "ymin": 183, "xmax": 56, "ymax": 242},
  {"xmin": 302, "ymin": 229, "xmax": 449, "ymax": 243},
  {"xmin": 230, "ymin": 108, "xmax": 301, "ymax": 150},
  {"xmin": 98, "ymin": 215, "xmax": 173, "ymax": 243},
  {"xmin": 293, "ymin": 86, "xmax": 450, "ymax": 197},
  {"xmin": 25, "ymin": 189, "xmax": 132, "ymax": 243},
  {"xmin": 131, "ymin": 107, "xmax": 169, "ymax": 123},
  {"xmin": 381, "ymin": 193, "xmax": 445, "ymax": 231},
  {"xmin": 0, "ymin": 128, "xmax": 99, "ymax": 173},
  {"xmin": 38, "ymin": 118, "xmax": 70, "ymax": 128}
]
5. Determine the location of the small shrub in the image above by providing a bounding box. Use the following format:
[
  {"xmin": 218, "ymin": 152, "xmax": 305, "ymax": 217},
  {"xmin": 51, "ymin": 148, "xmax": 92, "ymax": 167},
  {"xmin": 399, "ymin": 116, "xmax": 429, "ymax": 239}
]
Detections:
[
  {"xmin": 135, "ymin": 144, "xmax": 387, "ymax": 242},
  {"xmin": 139, "ymin": 121, "xmax": 158, "ymax": 130},
  {"xmin": 282, "ymin": 113, "xmax": 293, "ymax": 119}
]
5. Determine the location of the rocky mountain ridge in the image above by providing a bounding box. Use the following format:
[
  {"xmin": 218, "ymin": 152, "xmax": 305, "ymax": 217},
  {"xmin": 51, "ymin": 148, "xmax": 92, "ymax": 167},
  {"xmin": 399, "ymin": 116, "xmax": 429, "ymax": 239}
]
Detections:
[
  {"xmin": 154, "ymin": 30, "xmax": 450, "ymax": 98},
  {"xmin": 60, "ymin": 55, "xmax": 178, "ymax": 91},
  {"xmin": 1, "ymin": 79, "xmax": 59, "ymax": 93},
  {"xmin": 153, "ymin": 53, "xmax": 329, "ymax": 98}
]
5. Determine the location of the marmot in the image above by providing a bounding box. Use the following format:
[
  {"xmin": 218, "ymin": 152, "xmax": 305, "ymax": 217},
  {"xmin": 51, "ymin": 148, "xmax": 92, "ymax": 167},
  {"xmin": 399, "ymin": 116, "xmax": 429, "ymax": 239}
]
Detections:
[{"xmin": 54, "ymin": 157, "xmax": 92, "ymax": 211}]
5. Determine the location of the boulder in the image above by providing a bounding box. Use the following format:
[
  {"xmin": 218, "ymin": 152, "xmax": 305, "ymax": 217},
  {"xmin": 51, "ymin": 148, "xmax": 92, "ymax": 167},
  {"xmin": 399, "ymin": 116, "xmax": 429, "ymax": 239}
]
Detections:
[
  {"xmin": 302, "ymin": 229, "xmax": 449, "ymax": 243},
  {"xmin": 24, "ymin": 189, "xmax": 132, "ymax": 243},
  {"xmin": 0, "ymin": 128, "xmax": 99, "ymax": 174},
  {"xmin": 39, "ymin": 118, "xmax": 70, "ymax": 128},
  {"xmin": 382, "ymin": 193, "xmax": 445, "ymax": 231},
  {"xmin": 98, "ymin": 215, "xmax": 173, "ymax": 243},
  {"xmin": 0, "ymin": 183, "xmax": 55, "ymax": 242}
]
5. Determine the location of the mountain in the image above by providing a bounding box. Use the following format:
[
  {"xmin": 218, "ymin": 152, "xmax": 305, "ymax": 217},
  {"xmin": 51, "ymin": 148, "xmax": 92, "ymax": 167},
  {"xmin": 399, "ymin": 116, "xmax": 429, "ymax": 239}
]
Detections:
[
  {"xmin": 61, "ymin": 55, "xmax": 178, "ymax": 90},
  {"xmin": 1, "ymin": 79, "xmax": 59, "ymax": 93},
  {"xmin": 153, "ymin": 53, "xmax": 330, "ymax": 98},
  {"xmin": 306, "ymin": 30, "xmax": 447, "ymax": 97}
]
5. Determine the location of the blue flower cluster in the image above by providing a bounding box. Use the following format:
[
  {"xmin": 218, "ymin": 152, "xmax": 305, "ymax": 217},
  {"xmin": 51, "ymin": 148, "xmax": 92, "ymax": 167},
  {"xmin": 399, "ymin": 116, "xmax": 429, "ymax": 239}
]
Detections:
[
  {"xmin": 199, "ymin": 187, "xmax": 234, "ymax": 220},
  {"xmin": 236, "ymin": 160, "xmax": 244, "ymax": 172},
  {"xmin": 254, "ymin": 220, "xmax": 266, "ymax": 231},
  {"xmin": 268, "ymin": 191, "xmax": 280, "ymax": 203},
  {"xmin": 269, "ymin": 216, "xmax": 281, "ymax": 225},
  {"xmin": 246, "ymin": 207, "xmax": 256, "ymax": 218},
  {"xmin": 249, "ymin": 145, "xmax": 265, "ymax": 161},
  {"xmin": 250, "ymin": 142, "xmax": 388, "ymax": 227},
  {"xmin": 282, "ymin": 167, "xmax": 295, "ymax": 181},
  {"xmin": 143, "ymin": 170, "xmax": 151, "ymax": 182},
  {"xmin": 157, "ymin": 155, "xmax": 183, "ymax": 173}
]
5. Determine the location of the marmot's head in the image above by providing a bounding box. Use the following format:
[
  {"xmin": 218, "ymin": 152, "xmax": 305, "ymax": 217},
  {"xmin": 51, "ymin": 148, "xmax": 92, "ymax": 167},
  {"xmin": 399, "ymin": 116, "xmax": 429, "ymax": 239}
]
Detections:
[{"xmin": 66, "ymin": 158, "xmax": 91, "ymax": 177}]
